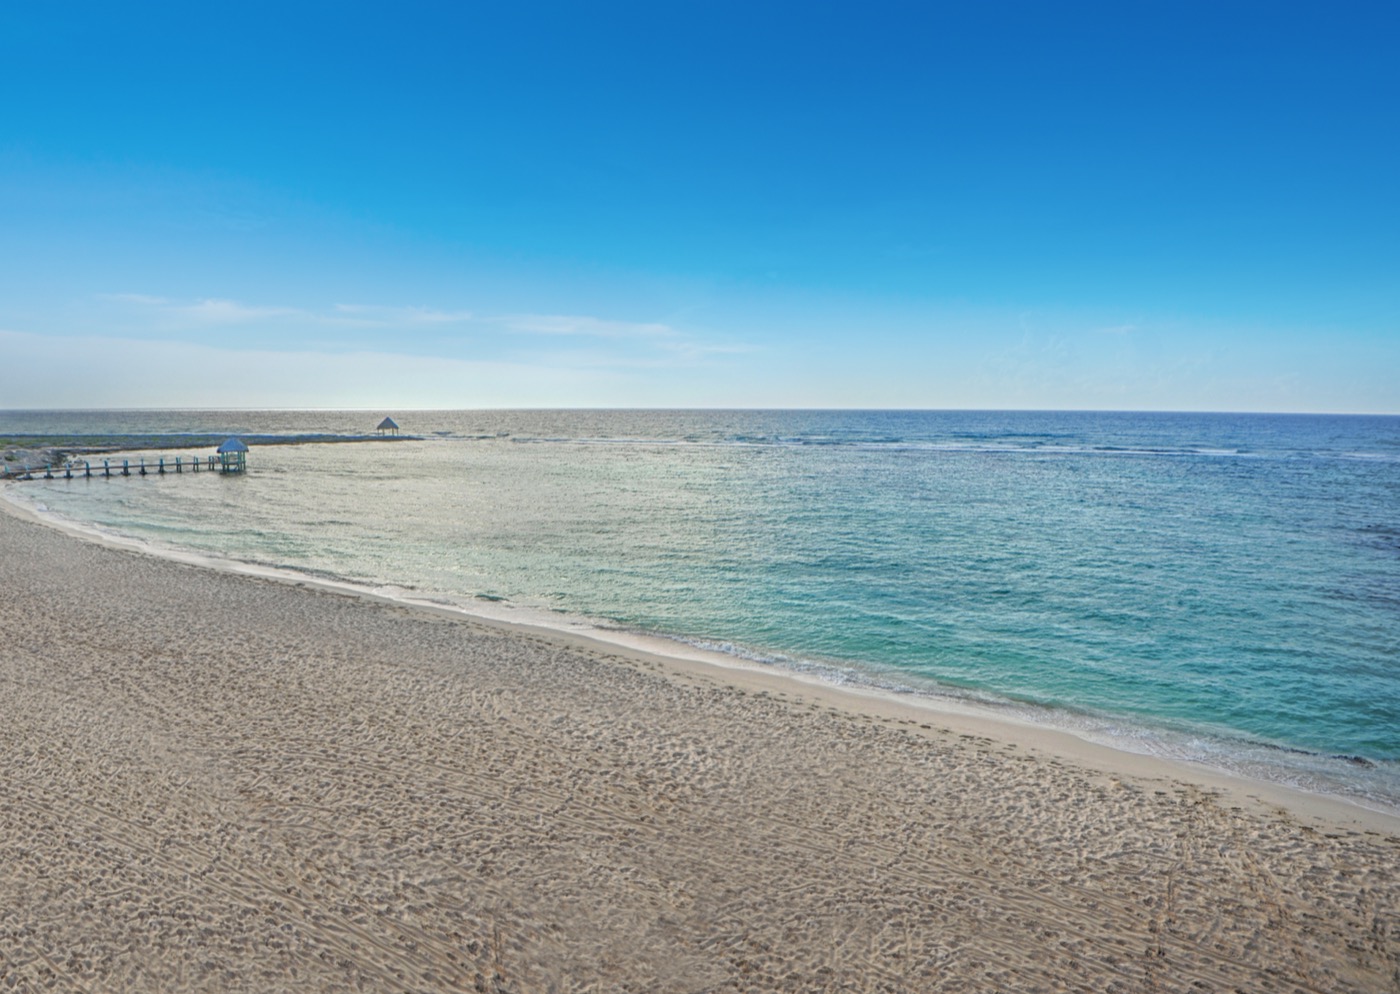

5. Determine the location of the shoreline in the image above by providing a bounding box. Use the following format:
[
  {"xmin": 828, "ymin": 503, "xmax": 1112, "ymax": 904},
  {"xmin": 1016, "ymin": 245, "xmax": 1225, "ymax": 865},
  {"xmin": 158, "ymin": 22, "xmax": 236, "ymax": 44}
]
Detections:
[
  {"xmin": 3, "ymin": 491, "xmax": 1398, "ymax": 991},
  {"xmin": 4, "ymin": 483, "xmax": 1396, "ymax": 836}
]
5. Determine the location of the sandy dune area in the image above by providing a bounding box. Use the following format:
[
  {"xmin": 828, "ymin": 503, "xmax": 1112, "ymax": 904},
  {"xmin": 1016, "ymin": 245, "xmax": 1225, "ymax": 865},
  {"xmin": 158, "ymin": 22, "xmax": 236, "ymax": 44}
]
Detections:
[{"xmin": 1, "ymin": 505, "xmax": 1396, "ymax": 992}]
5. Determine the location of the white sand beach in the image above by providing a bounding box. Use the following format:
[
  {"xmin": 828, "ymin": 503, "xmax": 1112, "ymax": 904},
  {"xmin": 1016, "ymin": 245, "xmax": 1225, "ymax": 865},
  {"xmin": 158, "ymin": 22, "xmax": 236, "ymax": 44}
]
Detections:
[{"xmin": 1, "ymin": 500, "xmax": 1397, "ymax": 993}]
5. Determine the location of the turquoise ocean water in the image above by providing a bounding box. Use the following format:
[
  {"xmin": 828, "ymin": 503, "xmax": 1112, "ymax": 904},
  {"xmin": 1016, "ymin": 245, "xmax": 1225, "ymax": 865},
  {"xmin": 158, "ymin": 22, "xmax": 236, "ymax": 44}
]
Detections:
[{"xmin": 5, "ymin": 409, "xmax": 1399, "ymax": 810}]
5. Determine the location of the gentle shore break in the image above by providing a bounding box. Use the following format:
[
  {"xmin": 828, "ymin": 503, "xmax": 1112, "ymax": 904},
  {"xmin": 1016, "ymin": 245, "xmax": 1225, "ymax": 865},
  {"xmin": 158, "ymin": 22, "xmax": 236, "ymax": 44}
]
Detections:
[{"xmin": 1, "ymin": 502, "xmax": 1397, "ymax": 993}]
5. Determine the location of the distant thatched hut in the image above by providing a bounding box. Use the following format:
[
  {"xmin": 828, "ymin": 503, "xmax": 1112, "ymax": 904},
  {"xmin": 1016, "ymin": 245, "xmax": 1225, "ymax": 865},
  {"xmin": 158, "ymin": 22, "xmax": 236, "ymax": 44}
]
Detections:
[
  {"xmin": 217, "ymin": 437, "xmax": 248, "ymax": 473},
  {"xmin": 376, "ymin": 417, "xmax": 400, "ymax": 436}
]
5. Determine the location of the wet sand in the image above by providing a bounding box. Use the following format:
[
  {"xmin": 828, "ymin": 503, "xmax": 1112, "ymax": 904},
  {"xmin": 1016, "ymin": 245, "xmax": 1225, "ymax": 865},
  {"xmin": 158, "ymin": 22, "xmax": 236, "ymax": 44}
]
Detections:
[{"xmin": 1, "ymin": 502, "xmax": 1397, "ymax": 992}]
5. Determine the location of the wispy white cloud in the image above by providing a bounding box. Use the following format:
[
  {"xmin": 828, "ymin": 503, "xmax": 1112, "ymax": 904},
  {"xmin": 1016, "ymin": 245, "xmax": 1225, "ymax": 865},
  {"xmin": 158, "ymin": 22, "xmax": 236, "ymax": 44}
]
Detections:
[
  {"xmin": 653, "ymin": 339, "xmax": 757, "ymax": 360},
  {"xmin": 516, "ymin": 342, "xmax": 755, "ymax": 370},
  {"xmin": 172, "ymin": 298, "xmax": 301, "ymax": 324},
  {"xmin": 499, "ymin": 313, "xmax": 679, "ymax": 339},
  {"xmin": 1099, "ymin": 323, "xmax": 1138, "ymax": 335},
  {"xmin": 104, "ymin": 295, "xmax": 728, "ymax": 347},
  {"xmin": 100, "ymin": 294, "xmax": 473, "ymax": 330},
  {"xmin": 96, "ymin": 292, "xmax": 171, "ymax": 306},
  {"xmin": 332, "ymin": 304, "xmax": 474, "ymax": 326},
  {"xmin": 101, "ymin": 293, "xmax": 302, "ymax": 326},
  {"xmin": 88, "ymin": 295, "xmax": 749, "ymax": 376},
  {"xmin": 0, "ymin": 329, "xmax": 619, "ymax": 408},
  {"xmin": 492, "ymin": 312, "xmax": 756, "ymax": 366}
]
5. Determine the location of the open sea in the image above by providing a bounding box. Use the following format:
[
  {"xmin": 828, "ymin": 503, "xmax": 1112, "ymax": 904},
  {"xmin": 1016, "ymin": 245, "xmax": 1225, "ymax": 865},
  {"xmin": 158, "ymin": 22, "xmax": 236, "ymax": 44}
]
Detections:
[{"xmin": 5, "ymin": 409, "xmax": 1399, "ymax": 811}]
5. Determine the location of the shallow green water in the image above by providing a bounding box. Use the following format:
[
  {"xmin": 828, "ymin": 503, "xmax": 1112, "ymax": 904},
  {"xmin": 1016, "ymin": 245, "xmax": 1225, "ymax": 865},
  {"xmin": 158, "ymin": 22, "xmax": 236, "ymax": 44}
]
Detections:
[{"xmin": 8, "ymin": 409, "xmax": 1399, "ymax": 807}]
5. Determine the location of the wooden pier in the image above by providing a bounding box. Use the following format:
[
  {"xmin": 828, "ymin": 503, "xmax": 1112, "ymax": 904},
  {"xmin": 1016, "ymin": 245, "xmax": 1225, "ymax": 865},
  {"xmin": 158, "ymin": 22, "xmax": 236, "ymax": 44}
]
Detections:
[
  {"xmin": 2, "ymin": 453, "xmax": 245, "ymax": 482},
  {"xmin": 1, "ymin": 435, "xmax": 252, "ymax": 483},
  {"xmin": 1, "ymin": 425, "xmax": 405, "ymax": 484}
]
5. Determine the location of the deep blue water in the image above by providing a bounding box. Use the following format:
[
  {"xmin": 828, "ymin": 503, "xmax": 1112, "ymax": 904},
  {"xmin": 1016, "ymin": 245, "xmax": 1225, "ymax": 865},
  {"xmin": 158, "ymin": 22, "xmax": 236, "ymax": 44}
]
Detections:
[{"xmin": 5, "ymin": 409, "xmax": 1399, "ymax": 808}]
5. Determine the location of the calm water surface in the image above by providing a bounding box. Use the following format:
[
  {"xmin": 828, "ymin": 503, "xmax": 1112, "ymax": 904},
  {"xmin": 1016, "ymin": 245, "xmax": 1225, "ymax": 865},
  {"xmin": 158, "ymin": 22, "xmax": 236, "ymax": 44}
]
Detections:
[{"xmin": 6, "ymin": 409, "xmax": 1399, "ymax": 808}]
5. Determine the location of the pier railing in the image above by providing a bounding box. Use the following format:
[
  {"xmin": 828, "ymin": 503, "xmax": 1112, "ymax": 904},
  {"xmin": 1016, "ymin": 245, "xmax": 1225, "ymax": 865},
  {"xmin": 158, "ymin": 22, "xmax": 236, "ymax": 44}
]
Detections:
[{"xmin": 2, "ymin": 454, "xmax": 236, "ymax": 481}]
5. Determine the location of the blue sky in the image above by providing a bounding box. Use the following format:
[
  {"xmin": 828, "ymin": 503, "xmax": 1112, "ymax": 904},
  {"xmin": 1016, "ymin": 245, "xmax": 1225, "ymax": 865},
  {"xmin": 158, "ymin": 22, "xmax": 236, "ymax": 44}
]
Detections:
[{"xmin": 2, "ymin": 2, "xmax": 1397, "ymax": 410}]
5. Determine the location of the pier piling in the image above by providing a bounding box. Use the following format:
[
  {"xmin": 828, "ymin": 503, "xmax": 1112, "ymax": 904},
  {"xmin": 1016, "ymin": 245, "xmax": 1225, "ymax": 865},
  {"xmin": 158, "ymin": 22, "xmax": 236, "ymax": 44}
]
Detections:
[{"xmin": 9, "ymin": 438, "xmax": 256, "ymax": 486}]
